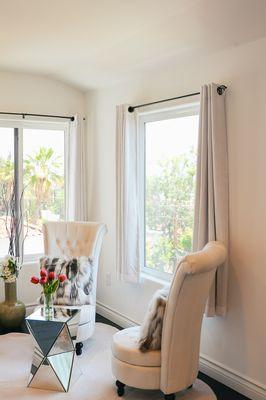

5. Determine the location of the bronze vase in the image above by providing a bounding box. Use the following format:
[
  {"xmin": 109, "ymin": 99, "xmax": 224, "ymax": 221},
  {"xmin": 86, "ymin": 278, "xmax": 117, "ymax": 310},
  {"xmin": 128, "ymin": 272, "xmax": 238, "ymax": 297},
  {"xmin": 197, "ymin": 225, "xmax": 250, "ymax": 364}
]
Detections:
[{"xmin": 0, "ymin": 281, "xmax": 26, "ymax": 329}]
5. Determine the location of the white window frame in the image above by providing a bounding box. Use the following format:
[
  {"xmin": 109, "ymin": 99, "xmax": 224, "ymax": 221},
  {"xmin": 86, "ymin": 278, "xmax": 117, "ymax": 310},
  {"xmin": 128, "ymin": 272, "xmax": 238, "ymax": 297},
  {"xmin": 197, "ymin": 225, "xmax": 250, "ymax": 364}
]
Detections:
[
  {"xmin": 0, "ymin": 116, "xmax": 70, "ymax": 262},
  {"xmin": 138, "ymin": 102, "xmax": 200, "ymax": 282}
]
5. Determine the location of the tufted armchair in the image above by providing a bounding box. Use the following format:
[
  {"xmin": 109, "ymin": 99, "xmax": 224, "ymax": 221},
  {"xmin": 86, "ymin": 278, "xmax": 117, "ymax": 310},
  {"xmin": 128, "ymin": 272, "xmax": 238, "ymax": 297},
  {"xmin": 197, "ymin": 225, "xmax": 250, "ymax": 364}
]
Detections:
[
  {"xmin": 42, "ymin": 221, "xmax": 107, "ymax": 355},
  {"xmin": 111, "ymin": 241, "xmax": 227, "ymax": 399}
]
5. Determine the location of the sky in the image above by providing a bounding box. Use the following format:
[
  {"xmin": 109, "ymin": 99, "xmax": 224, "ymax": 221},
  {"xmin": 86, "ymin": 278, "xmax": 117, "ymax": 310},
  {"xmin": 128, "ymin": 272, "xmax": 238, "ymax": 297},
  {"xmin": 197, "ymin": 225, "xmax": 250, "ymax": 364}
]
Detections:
[
  {"xmin": 0, "ymin": 128, "xmax": 64, "ymax": 161},
  {"xmin": 146, "ymin": 114, "xmax": 199, "ymax": 175}
]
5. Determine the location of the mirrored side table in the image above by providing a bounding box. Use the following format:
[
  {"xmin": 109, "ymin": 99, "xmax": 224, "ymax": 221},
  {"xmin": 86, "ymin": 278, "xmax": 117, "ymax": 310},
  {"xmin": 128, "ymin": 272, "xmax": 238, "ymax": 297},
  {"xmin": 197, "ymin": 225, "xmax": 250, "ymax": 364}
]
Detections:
[{"xmin": 26, "ymin": 307, "xmax": 81, "ymax": 392}]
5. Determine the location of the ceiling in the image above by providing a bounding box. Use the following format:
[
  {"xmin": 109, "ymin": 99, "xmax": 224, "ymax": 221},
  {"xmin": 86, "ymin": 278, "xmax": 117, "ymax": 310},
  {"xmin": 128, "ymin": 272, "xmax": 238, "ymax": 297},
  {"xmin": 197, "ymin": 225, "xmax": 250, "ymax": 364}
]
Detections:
[{"xmin": 0, "ymin": 0, "xmax": 266, "ymax": 90}]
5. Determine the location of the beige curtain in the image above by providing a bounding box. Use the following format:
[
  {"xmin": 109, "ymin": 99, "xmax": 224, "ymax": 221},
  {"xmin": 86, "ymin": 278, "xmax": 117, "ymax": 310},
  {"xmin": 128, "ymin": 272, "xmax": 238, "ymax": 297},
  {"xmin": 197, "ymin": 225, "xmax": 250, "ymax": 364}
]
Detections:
[
  {"xmin": 193, "ymin": 83, "xmax": 229, "ymax": 317},
  {"xmin": 116, "ymin": 104, "xmax": 141, "ymax": 283},
  {"xmin": 68, "ymin": 114, "xmax": 88, "ymax": 221}
]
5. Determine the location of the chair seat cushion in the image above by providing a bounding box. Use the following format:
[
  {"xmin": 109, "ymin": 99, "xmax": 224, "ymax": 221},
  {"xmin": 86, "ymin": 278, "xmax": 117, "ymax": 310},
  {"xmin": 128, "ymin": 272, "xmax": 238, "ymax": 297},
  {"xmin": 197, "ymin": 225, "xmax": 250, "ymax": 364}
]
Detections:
[{"xmin": 112, "ymin": 326, "xmax": 161, "ymax": 367}]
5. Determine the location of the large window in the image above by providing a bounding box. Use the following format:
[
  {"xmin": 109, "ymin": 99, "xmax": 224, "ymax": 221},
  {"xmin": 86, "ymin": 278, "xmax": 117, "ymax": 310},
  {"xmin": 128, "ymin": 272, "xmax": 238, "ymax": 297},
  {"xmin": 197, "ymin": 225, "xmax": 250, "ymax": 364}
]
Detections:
[
  {"xmin": 140, "ymin": 104, "xmax": 199, "ymax": 280},
  {"xmin": 0, "ymin": 120, "xmax": 68, "ymax": 261}
]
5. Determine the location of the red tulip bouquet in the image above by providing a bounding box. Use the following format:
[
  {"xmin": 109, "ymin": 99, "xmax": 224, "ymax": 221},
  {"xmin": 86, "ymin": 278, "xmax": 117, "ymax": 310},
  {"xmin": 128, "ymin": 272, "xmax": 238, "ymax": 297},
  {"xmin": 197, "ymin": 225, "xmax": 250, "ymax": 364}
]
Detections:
[{"xmin": 31, "ymin": 268, "xmax": 67, "ymax": 319}]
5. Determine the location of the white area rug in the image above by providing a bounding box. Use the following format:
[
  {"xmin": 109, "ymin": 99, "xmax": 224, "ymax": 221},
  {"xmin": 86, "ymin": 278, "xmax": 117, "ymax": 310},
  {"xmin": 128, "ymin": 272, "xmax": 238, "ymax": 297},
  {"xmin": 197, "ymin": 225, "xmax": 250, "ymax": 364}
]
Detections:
[{"xmin": 0, "ymin": 323, "xmax": 215, "ymax": 399}]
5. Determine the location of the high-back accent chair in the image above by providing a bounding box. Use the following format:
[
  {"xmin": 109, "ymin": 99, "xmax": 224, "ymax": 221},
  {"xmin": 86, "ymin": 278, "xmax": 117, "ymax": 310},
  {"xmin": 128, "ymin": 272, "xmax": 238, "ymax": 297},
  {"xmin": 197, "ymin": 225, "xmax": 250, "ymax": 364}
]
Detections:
[
  {"xmin": 111, "ymin": 241, "xmax": 227, "ymax": 399},
  {"xmin": 43, "ymin": 221, "xmax": 107, "ymax": 355}
]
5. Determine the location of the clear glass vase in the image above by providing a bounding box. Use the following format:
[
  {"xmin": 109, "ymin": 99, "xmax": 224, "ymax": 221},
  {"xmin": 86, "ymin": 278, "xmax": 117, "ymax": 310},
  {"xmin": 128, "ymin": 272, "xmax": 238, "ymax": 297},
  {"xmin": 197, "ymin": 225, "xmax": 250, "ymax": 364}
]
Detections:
[{"xmin": 43, "ymin": 293, "xmax": 54, "ymax": 320}]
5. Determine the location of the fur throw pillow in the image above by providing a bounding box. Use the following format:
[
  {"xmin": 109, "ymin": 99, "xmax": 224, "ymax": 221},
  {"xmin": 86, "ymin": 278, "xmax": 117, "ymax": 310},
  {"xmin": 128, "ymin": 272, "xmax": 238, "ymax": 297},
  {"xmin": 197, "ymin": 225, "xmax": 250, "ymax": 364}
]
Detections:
[
  {"xmin": 139, "ymin": 286, "xmax": 169, "ymax": 352},
  {"xmin": 39, "ymin": 256, "xmax": 94, "ymax": 306}
]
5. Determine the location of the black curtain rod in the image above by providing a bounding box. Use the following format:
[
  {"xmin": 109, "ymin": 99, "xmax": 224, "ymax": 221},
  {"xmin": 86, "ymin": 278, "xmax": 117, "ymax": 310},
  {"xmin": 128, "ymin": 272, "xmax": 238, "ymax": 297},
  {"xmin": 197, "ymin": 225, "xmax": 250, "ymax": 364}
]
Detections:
[
  {"xmin": 0, "ymin": 111, "xmax": 75, "ymax": 121},
  {"xmin": 128, "ymin": 85, "xmax": 227, "ymax": 113}
]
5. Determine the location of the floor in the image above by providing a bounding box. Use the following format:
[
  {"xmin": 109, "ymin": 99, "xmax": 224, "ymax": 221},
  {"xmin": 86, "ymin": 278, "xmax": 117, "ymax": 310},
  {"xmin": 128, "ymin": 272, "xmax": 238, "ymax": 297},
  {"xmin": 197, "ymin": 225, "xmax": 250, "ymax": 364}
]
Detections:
[
  {"xmin": 0, "ymin": 314, "xmax": 250, "ymax": 400},
  {"xmin": 96, "ymin": 314, "xmax": 251, "ymax": 400}
]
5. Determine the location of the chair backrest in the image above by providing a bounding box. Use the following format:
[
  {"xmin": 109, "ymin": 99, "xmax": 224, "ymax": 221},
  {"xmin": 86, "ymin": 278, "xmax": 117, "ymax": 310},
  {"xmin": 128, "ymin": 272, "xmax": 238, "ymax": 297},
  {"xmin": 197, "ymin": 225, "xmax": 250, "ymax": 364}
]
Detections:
[
  {"xmin": 43, "ymin": 221, "xmax": 107, "ymax": 301},
  {"xmin": 160, "ymin": 241, "xmax": 227, "ymax": 394}
]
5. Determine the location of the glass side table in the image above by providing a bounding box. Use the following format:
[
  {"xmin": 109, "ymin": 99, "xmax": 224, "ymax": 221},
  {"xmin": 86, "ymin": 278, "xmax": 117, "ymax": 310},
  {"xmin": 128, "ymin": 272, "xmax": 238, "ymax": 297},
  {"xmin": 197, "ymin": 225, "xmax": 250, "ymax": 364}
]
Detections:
[{"xmin": 26, "ymin": 307, "xmax": 81, "ymax": 392}]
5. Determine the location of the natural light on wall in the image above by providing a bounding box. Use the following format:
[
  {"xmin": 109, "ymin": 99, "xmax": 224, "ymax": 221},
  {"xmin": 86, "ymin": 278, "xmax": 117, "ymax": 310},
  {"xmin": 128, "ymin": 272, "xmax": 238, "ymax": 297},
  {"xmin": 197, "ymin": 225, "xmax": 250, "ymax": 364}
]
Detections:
[{"xmin": 143, "ymin": 108, "xmax": 199, "ymax": 279}]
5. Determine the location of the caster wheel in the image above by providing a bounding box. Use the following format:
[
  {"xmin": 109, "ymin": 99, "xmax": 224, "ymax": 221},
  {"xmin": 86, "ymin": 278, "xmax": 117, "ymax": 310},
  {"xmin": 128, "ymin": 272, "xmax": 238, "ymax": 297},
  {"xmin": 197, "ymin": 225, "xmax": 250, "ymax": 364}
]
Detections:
[
  {"xmin": 75, "ymin": 342, "xmax": 83, "ymax": 356},
  {"xmin": 164, "ymin": 394, "xmax": 175, "ymax": 400},
  {"xmin": 116, "ymin": 380, "xmax": 125, "ymax": 397}
]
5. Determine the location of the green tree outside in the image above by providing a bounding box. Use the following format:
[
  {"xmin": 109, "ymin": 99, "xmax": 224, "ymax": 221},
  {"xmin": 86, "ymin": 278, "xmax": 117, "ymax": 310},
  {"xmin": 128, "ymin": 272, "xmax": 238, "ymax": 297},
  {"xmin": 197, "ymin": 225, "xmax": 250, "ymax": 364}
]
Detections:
[
  {"xmin": 146, "ymin": 149, "xmax": 196, "ymax": 274},
  {"xmin": 0, "ymin": 147, "xmax": 64, "ymax": 227}
]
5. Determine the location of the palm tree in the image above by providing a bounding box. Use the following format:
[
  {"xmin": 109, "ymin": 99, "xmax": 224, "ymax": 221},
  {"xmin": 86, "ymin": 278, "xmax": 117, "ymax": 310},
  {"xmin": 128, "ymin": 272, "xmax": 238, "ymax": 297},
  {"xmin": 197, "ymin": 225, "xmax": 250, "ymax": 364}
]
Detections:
[
  {"xmin": 24, "ymin": 147, "xmax": 64, "ymax": 223},
  {"xmin": 0, "ymin": 157, "xmax": 14, "ymax": 196},
  {"xmin": 0, "ymin": 157, "xmax": 14, "ymax": 217}
]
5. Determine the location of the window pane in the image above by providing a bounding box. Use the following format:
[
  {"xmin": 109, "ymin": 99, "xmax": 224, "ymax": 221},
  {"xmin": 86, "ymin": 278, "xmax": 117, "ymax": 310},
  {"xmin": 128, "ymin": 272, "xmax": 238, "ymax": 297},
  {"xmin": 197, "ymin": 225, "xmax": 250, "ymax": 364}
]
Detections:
[
  {"xmin": 145, "ymin": 114, "xmax": 198, "ymax": 275},
  {"xmin": 23, "ymin": 129, "xmax": 65, "ymax": 256},
  {"xmin": 0, "ymin": 128, "xmax": 14, "ymax": 258}
]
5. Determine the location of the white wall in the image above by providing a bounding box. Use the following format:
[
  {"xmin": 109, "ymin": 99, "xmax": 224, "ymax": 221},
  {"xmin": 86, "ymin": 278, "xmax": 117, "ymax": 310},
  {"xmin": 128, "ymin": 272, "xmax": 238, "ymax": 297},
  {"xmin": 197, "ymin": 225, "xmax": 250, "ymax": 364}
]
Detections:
[
  {"xmin": 87, "ymin": 37, "xmax": 266, "ymax": 397},
  {"xmin": 0, "ymin": 70, "xmax": 86, "ymax": 306}
]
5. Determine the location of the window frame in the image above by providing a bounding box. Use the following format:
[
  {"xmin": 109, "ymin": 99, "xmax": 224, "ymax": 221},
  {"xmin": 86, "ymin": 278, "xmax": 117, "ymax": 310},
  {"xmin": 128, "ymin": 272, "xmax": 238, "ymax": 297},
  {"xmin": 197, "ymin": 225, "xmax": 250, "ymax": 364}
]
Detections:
[
  {"xmin": 0, "ymin": 116, "xmax": 70, "ymax": 262},
  {"xmin": 138, "ymin": 102, "xmax": 200, "ymax": 282}
]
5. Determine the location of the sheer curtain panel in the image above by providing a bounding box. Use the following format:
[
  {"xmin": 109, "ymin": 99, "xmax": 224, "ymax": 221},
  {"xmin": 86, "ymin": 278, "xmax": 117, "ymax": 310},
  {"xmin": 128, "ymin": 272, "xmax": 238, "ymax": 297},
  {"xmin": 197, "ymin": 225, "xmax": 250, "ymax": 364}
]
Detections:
[
  {"xmin": 68, "ymin": 114, "xmax": 88, "ymax": 221},
  {"xmin": 193, "ymin": 83, "xmax": 229, "ymax": 316},
  {"xmin": 116, "ymin": 104, "xmax": 141, "ymax": 283}
]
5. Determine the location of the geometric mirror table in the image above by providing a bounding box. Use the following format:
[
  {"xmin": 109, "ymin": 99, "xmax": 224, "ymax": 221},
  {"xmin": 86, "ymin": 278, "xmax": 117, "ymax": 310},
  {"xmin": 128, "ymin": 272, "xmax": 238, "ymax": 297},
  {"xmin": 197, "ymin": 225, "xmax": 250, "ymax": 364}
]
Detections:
[{"xmin": 26, "ymin": 307, "xmax": 81, "ymax": 392}]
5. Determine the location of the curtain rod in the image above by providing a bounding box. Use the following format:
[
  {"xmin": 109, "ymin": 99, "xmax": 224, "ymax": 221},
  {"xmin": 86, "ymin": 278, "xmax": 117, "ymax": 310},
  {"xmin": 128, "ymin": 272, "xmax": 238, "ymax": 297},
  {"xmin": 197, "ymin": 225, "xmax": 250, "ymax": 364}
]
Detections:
[
  {"xmin": 128, "ymin": 85, "xmax": 227, "ymax": 113},
  {"xmin": 0, "ymin": 111, "xmax": 75, "ymax": 121}
]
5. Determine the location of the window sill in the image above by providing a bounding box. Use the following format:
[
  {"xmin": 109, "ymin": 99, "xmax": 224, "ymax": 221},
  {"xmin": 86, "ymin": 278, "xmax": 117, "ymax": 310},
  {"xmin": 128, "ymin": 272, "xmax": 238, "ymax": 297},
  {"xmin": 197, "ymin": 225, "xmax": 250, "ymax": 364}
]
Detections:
[
  {"xmin": 141, "ymin": 272, "xmax": 170, "ymax": 286},
  {"xmin": 23, "ymin": 260, "xmax": 39, "ymax": 267}
]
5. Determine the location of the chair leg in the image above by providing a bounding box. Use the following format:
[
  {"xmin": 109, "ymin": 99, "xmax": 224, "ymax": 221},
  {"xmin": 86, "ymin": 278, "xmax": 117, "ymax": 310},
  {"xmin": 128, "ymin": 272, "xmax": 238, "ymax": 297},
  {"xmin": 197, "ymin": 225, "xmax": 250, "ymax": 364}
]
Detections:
[
  {"xmin": 75, "ymin": 342, "xmax": 83, "ymax": 356},
  {"xmin": 116, "ymin": 380, "xmax": 125, "ymax": 397},
  {"xmin": 164, "ymin": 394, "xmax": 175, "ymax": 400}
]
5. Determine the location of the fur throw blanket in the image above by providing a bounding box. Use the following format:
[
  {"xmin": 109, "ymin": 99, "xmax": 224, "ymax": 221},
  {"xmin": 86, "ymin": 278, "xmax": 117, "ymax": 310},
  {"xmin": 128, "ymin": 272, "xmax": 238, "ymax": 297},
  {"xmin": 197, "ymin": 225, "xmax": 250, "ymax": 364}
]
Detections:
[
  {"xmin": 139, "ymin": 286, "xmax": 169, "ymax": 352},
  {"xmin": 39, "ymin": 256, "xmax": 94, "ymax": 306}
]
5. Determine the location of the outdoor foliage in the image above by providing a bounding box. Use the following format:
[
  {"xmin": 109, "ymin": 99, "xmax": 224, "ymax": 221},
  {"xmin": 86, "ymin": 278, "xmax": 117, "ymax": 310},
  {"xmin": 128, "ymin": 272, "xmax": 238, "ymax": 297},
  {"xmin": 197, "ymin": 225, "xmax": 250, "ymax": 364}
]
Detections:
[
  {"xmin": 24, "ymin": 147, "xmax": 64, "ymax": 224},
  {"xmin": 0, "ymin": 147, "xmax": 64, "ymax": 229},
  {"xmin": 146, "ymin": 149, "xmax": 196, "ymax": 274}
]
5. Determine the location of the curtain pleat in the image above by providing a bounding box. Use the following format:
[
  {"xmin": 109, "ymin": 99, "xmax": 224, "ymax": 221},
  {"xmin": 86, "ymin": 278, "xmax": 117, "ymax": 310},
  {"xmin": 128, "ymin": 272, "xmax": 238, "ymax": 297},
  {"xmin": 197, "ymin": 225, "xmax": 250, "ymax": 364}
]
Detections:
[
  {"xmin": 68, "ymin": 115, "xmax": 88, "ymax": 221},
  {"xmin": 193, "ymin": 83, "xmax": 229, "ymax": 316},
  {"xmin": 116, "ymin": 104, "xmax": 141, "ymax": 283}
]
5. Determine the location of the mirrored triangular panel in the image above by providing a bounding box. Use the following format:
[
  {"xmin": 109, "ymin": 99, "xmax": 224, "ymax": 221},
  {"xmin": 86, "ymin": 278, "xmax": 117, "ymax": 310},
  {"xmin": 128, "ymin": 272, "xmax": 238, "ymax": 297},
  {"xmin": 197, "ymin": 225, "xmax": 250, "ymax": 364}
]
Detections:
[
  {"xmin": 48, "ymin": 325, "xmax": 74, "ymax": 356},
  {"xmin": 29, "ymin": 358, "xmax": 64, "ymax": 392},
  {"xmin": 67, "ymin": 312, "xmax": 80, "ymax": 342},
  {"xmin": 26, "ymin": 320, "xmax": 64, "ymax": 356},
  {"xmin": 26, "ymin": 322, "xmax": 43, "ymax": 355},
  {"xmin": 48, "ymin": 351, "xmax": 74, "ymax": 392},
  {"xmin": 28, "ymin": 346, "xmax": 44, "ymax": 385}
]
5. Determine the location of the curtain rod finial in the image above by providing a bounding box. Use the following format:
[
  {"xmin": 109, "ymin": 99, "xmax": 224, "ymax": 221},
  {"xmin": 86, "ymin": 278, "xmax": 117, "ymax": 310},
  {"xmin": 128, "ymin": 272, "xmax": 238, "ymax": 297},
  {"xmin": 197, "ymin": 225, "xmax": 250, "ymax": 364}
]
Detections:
[
  {"xmin": 217, "ymin": 85, "xmax": 227, "ymax": 95},
  {"xmin": 128, "ymin": 106, "xmax": 134, "ymax": 113}
]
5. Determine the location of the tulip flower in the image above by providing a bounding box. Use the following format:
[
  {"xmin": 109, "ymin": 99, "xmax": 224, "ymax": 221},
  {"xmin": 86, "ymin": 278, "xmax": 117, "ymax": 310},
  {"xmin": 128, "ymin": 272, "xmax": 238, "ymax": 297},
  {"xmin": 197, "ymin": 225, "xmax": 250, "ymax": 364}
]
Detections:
[
  {"xmin": 31, "ymin": 276, "xmax": 39, "ymax": 284},
  {"xmin": 58, "ymin": 274, "xmax": 67, "ymax": 282},
  {"xmin": 39, "ymin": 276, "xmax": 48, "ymax": 285},
  {"xmin": 40, "ymin": 268, "xmax": 48, "ymax": 277},
  {"xmin": 48, "ymin": 271, "xmax": 56, "ymax": 280}
]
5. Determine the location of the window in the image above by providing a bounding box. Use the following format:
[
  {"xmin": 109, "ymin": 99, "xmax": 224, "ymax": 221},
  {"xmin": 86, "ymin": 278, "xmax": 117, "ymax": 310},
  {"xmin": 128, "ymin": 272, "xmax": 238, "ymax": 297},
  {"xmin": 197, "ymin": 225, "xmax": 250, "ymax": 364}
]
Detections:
[
  {"xmin": 139, "ymin": 104, "xmax": 199, "ymax": 280},
  {"xmin": 0, "ymin": 119, "xmax": 68, "ymax": 261}
]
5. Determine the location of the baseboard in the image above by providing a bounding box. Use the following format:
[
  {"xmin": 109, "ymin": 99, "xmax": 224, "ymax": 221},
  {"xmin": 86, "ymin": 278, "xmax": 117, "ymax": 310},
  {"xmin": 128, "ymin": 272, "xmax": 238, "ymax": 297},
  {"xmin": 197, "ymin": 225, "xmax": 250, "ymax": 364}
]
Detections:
[
  {"xmin": 96, "ymin": 301, "xmax": 265, "ymax": 400},
  {"xmin": 200, "ymin": 354, "xmax": 265, "ymax": 400},
  {"xmin": 96, "ymin": 301, "xmax": 139, "ymax": 328}
]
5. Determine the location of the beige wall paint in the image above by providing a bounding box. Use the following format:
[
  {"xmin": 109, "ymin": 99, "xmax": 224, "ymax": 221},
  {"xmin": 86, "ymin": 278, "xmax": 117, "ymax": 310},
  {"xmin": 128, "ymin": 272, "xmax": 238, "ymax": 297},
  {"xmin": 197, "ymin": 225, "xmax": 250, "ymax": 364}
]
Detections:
[
  {"xmin": 0, "ymin": 70, "xmax": 86, "ymax": 115},
  {"xmin": 87, "ymin": 37, "xmax": 266, "ymax": 387},
  {"xmin": 0, "ymin": 70, "xmax": 86, "ymax": 305}
]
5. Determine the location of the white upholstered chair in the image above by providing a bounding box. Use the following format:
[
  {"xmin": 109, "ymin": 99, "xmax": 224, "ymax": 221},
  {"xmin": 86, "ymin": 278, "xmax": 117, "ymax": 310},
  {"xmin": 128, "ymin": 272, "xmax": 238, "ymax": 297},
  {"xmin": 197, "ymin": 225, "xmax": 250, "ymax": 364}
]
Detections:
[
  {"xmin": 43, "ymin": 221, "xmax": 107, "ymax": 355},
  {"xmin": 111, "ymin": 241, "xmax": 227, "ymax": 399}
]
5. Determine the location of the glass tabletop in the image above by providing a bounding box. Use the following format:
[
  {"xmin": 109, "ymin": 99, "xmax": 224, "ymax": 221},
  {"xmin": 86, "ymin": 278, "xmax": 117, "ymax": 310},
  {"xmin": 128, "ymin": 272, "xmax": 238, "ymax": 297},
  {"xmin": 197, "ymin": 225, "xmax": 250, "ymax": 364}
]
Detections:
[{"xmin": 26, "ymin": 307, "xmax": 80, "ymax": 323}]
